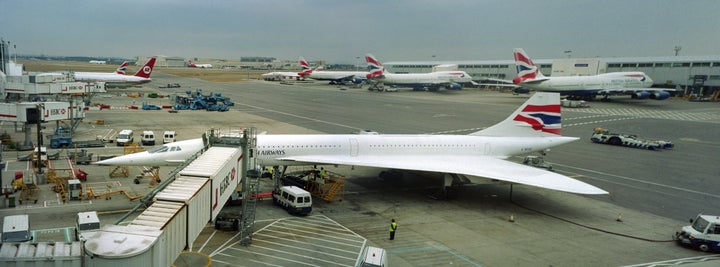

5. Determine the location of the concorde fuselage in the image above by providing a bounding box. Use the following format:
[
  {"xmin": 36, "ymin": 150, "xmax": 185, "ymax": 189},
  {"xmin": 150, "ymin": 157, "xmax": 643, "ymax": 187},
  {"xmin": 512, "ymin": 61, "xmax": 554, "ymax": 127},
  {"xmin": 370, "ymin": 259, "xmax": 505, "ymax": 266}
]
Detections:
[
  {"xmin": 255, "ymin": 134, "xmax": 576, "ymax": 166},
  {"xmin": 96, "ymin": 134, "xmax": 577, "ymax": 167}
]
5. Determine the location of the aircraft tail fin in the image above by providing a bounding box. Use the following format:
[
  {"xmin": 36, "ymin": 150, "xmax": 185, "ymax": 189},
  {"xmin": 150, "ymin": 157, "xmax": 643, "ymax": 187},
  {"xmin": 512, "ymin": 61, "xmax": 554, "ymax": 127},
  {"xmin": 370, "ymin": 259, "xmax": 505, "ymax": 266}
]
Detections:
[
  {"xmin": 471, "ymin": 92, "xmax": 563, "ymax": 137},
  {"xmin": 188, "ymin": 59, "xmax": 197, "ymax": 67},
  {"xmin": 133, "ymin": 57, "xmax": 156, "ymax": 78},
  {"xmin": 365, "ymin": 54, "xmax": 385, "ymax": 79},
  {"xmin": 298, "ymin": 57, "xmax": 312, "ymax": 76},
  {"xmin": 513, "ymin": 48, "xmax": 546, "ymax": 84},
  {"xmin": 115, "ymin": 61, "xmax": 129, "ymax": 74}
]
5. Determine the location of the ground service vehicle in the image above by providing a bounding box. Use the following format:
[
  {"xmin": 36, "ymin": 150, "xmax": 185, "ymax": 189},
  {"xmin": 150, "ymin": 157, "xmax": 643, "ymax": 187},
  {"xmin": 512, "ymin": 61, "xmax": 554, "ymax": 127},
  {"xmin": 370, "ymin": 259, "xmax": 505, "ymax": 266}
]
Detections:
[
  {"xmin": 273, "ymin": 186, "xmax": 312, "ymax": 215},
  {"xmin": 675, "ymin": 214, "xmax": 720, "ymax": 252},
  {"xmin": 522, "ymin": 155, "xmax": 553, "ymax": 171},
  {"xmin": 591, "ymin": 128, "xmax": 674, "ymax": 150},
  {"xmin": 214, "ymin": 212, "xmax": 240, "ymax": 231},
  {"xmin": 67, "ymin": 179, "xmax": 83, "ymax": 200},
  {"xmin": 2, "ymin": 214, "xmax": 32, "ymax": 243},
  {"xmin": 76, "ymin": 211, "xmax": 100, "ymax": 241},
  {"xmin": 116, "ymin": 129, "xmax": 134, "ymax": 146},
  {"xmin": 163, "ymin": 131, "xmax": 176, "ymax": 144},
  {"xmin": 358, "ymin": 246, "xmax": 388, "ymax": 267},
  {"xmin": 141, "ymin": 131, "xmax": 156, "ymax": 146}
]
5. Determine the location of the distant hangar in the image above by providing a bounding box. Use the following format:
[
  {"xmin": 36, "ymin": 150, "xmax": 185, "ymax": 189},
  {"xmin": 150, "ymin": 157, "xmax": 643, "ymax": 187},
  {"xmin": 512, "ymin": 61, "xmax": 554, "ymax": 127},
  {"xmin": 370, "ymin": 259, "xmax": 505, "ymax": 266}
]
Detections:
[{"xmin": 385, "ymin": 55, "xmax": 720, "ymax": 96}]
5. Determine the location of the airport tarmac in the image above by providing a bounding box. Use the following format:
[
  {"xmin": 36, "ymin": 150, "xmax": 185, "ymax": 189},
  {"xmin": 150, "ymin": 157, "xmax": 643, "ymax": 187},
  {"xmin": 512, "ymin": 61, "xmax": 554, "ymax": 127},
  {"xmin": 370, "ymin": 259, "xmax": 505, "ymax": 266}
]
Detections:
[{"xmin": 1, "ymin": 71, "xmax": 719, "ymax": 266}]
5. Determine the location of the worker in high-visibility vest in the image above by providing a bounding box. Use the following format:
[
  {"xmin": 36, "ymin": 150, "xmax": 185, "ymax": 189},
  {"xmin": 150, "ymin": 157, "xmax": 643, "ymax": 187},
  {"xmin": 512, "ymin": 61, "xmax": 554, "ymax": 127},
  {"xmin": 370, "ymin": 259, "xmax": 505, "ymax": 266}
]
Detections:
[
  {"xmin": 320, "ymin": 167, "xmax": 326, "ymax": 179},
  {"xmin": 268, "ymin": 166, "xmax": 274, "ymax": 177},
  {"xmin": 389, "ymin": 219, "xmax": 397, "ymax": 240}
]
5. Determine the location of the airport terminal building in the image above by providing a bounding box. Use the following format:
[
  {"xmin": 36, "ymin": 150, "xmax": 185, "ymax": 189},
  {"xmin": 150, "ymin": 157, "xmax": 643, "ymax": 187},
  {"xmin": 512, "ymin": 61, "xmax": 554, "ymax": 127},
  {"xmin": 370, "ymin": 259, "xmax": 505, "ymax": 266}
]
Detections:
[{"xmin": 384, "ymin": 55, "xmax": 720, "ymax": 96}]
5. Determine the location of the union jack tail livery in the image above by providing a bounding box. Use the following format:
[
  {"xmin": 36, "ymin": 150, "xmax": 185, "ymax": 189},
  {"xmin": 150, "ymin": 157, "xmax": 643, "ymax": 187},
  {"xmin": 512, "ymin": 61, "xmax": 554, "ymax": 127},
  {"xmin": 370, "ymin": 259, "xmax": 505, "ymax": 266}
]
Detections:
[
  {"xmin": 365, "ymin": 54, "xmax": 385, "ymax": 79},
  {"xmin": 513, "ymin": 48, "xmax": 546, "ymax": 84},
  {"xmin": 115, "ymin": 61, "xmax": 129, "ymax": 74},
  {"xmin": 472, "ymin": 92, "xmax": 563, "ymax": 137},
  {"xmin": 133, "ymin": 57, "xmax": 156, "ymax": 78},
  {"xmin": 298, "ymin": 57, "xmax": 313, "ymax": 76}
]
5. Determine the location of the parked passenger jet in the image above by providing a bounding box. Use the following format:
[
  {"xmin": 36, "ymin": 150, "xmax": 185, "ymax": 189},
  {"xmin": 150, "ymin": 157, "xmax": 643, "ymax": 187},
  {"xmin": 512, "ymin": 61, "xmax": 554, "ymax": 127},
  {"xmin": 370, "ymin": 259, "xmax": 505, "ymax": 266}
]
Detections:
[
  {"xmin": 115, "ymin": 61, "xmax": 129, "ymax": 74},
  {"xmin": 365, "ymin": 54, "xmax": 475, "ymax": 91},
  {"xmin": 188, "ymin": 59, "xmax": 213, "ymax": 68},
  {"xmin": 298, "ymin": 57, "xmax": 367, "ymax": 84},
  {"xmin": 95, "ymin": 92, "xmax": 607, "ymax": 195},
  {"xmin": 74, "ymin": 58, "xmax": 156, "ymax": 88},
  {"xmin": 261, "ymin": 71, "xmax": 305, "ymax": 81},
  {"xmin": 513, "ymin": 48, "xmax": 672, "ymax": 100}
]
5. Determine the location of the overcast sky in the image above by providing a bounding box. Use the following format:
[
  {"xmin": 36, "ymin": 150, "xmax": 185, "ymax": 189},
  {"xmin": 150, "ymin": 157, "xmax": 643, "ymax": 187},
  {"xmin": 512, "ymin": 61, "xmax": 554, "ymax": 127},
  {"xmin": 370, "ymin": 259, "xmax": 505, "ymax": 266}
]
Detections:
[{"xmin": 2, "ymin": 0, "xmax": 719, "ymax": 63}]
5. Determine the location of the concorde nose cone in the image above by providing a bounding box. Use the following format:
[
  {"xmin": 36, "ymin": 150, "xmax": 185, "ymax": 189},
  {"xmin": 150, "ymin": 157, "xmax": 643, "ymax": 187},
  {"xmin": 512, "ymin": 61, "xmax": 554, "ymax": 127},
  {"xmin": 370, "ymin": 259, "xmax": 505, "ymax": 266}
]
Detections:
[{"xmin": 93, "ymin": 153, "xmax": 141, "ymax": 166}]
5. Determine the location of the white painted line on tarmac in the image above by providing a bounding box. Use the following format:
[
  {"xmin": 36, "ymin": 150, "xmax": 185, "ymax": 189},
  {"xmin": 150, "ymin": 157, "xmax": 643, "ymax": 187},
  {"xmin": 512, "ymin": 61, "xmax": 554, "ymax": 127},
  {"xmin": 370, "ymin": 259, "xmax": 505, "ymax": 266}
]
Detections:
[
  {"xmin": 227, "ymin": 243, "xmax": 349, "ymax": 266},
  {"xmin": 554, "ymin": 163, "xmax": 720, "ymax": 199},
  {"xmin": 213, "ymin": 253, "xmax": 283, "ymax": 267},
  {"xmin": 235, "ymin": 102, "xmax": 362, "ymax": 131},
  {"xmin": 197, "ymin": 230, "xmax": 217, "ymax": 253},
  {"xmin": 251, "ymin": 237, "xmax": 357, "ymax": 261}
]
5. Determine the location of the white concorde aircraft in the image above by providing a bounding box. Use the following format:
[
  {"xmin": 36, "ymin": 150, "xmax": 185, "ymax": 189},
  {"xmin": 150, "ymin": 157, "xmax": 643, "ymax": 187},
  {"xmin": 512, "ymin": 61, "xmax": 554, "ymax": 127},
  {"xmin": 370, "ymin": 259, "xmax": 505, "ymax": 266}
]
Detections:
[
  {"xmin": 513, "ymin": 48, "xmax": 673, "ymax": 100},
  {"xmin": 74, "ymin": 57, "xmax": 156, "ymax": 88},
  {"xmin": 95, "ymin": 92, "xmax": 607, "ymax": 195}
]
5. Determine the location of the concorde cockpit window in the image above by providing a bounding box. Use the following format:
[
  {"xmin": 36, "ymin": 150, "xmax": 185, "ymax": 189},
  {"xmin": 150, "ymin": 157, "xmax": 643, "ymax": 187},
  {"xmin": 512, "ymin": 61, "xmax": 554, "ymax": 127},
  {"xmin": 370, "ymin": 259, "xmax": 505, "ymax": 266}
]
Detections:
[{"xmin": 148, "ymin": 146, "xmax": 169, "ymax": 154}]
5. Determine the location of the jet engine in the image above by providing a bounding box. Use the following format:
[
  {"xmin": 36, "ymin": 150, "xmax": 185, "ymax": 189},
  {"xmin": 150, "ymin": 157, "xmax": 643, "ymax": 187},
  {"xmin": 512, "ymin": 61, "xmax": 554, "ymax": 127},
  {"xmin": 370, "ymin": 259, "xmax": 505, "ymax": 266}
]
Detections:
[
  {"xmin": 448, "ymin": 83, "xmax": 462, "ymax": 90},
  {"xmin": 632, "ymin": 91, "xmax": 650, "ymax": 99},
  {"xmin": 513, "ymin": 87, "xmax": 531, "ymax": 94},
  {"xmin": 650, "ymin": 91, "xmax": 670, "ymax": 100}
]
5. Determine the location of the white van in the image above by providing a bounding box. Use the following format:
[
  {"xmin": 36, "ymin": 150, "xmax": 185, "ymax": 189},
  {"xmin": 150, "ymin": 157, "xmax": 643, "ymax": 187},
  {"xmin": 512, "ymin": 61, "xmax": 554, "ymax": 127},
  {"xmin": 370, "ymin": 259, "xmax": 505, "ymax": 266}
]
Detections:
[
  {"xmin": 116, "ymin": 129, "xmax": 134, "ymax": 146},
  {"xmin": 141, "ymin": 130, "xmax": 156, "ymax": 146},
  {"xmin": 2, "ymin": 214, "xmax": 32, "ymax": 243},
  {"xmin": 273, "ymin": 186, "xmax": 312, "ymax": 215},
  {"xmin": 163, "ymin": 131, "xmax": 176, "ymax": 144},
  {"xmin": 359, "ymin": 246, "xmax": 388, "ymax": 267}
]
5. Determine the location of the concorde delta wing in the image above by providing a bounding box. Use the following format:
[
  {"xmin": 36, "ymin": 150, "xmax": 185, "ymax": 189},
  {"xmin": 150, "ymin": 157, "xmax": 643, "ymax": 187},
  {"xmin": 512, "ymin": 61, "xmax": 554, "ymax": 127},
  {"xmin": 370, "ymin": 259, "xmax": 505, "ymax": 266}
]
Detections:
[{"xmin": 276, "ymin": 154, "xmax": 608, "ymax": 195}]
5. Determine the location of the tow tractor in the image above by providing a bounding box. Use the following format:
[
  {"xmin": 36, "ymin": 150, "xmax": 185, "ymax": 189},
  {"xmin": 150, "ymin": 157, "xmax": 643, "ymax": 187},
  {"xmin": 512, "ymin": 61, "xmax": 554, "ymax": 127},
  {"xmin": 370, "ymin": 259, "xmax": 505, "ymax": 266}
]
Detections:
[
  {"xmin": 590, "ymin": 128, "xmax": 674, "ymax": 150},
  {"xmin": 522, "ymin": 155, "xmax": 553, "ymax": 171},
  {"xmin": 675, "ymin": 214, "xmax": 720, "ymax": 252}
]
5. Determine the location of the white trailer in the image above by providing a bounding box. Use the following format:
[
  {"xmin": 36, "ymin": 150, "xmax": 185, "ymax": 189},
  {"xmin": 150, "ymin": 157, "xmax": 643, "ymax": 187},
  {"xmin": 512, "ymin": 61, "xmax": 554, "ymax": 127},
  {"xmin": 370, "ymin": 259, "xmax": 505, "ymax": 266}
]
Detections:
[{"xmin": 178, "ymin": 146, "xmax": 242, "ymax": 221}]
